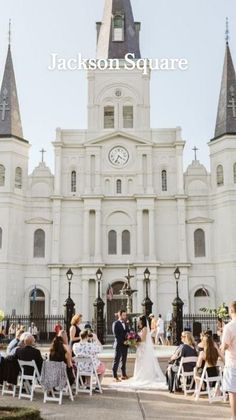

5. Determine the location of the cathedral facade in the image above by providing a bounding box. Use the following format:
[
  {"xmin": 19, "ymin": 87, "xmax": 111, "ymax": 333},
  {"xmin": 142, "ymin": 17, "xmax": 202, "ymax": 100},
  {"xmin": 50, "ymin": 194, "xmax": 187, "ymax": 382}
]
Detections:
[{"xmin": 0, "ymin": 0, "xmax": 236, "ymax": 329}]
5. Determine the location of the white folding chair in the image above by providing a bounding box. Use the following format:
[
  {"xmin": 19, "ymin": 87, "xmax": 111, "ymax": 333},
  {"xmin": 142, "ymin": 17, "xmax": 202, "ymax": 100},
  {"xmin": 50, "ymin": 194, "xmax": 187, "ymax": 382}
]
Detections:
[
  {"xmin": 18, "ymin": 360, "xmax": 41, "ymax": 401},
  {"xmin": 2, "ymin": 382, "xmax": 17, "ymax": 397},
  {"xmin": 177, "ymin": 356, "xmax": 198, "ymax": 396},
  {"xmin": 41, "ymin": 361, "xmax": 74, "ymax": 405},
  {"xmin": 75, "ymin": 355, "xmax": 102, "ymax": 396},
  {"xmin": 194, "ymin": 364, "xmax": 226, "ymax": 403}
]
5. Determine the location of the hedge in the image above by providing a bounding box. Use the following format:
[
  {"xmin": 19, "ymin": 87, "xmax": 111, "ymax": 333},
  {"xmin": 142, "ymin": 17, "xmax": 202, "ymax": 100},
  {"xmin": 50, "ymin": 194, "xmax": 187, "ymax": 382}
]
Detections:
[{"xmin": 0, "ymin": 407, "xmax": 42, "ymax": 420}]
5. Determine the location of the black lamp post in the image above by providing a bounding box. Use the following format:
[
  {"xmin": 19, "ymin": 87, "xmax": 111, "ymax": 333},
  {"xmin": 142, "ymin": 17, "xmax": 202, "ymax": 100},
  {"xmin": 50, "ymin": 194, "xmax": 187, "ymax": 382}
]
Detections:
[
  {"xmin": 64, "ymin": 268, "xmax": 75, "ymax": 338},
  {"xmin": 142, "ymin": 268, "xmax": 153, "ymax": 317},
  {"xmin": 93, "ymin": 268, "xmax": 105, "ymax": 344},
  {"xmin": 172, "ymin": 267, "xmax": 184, "ymax": 345}
]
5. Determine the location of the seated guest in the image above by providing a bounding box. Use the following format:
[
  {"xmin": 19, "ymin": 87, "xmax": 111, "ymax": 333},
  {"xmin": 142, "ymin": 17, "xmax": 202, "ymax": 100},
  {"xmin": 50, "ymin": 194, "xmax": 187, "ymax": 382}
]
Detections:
[
  {"xmin": 195, "ymin": 334, "xmax": 224, "ymax": 385},
  {"xmin": 73, "ymin": 329, "xmax": 105, "ymax": 388},
  {"xmin": 15, "ymin": 334, "xmax": 43, "ymax": 375},
  {"xmin": 197, "ymin": 330, "xmax": 212, "ymax": 354},
  {"xmin": 166, "ymin": 331, "xmax": 197, "ymax": 392},
  {"xmin": 84, "ymin": 323, "xmax": 101, "ymax": 346},
  {"xmin": 54, "ymin": 322, "xmax": 63, "ymax": 336},
  {"xmin": 6, "ymin": 329, "xmax": 25, "ymax": 356},
  {"xmin": 49, "ymin": 335, "xmax": 75, "ymax": 385}
]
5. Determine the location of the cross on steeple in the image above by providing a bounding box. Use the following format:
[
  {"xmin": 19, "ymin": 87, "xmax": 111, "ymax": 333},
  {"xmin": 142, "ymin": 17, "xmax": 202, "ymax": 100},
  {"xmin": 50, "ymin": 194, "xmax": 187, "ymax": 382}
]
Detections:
[
  {"xmin": 192, "ymin": 146, "xmax": 199, "ymax": 161},
  {"xmin": 40, "ymin": 148, "xmax": 46, "ymax": 163},
  {"xmin": 228, "ymin": 86, "xmax": 236, "ymax": 118},
  {"xmin": 0, "ymin": 88, "xmax": 10, "ymax": 121}
]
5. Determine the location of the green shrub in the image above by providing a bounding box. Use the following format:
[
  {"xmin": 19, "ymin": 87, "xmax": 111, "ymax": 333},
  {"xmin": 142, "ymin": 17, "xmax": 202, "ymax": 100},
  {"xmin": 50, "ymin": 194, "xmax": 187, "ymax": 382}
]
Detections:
[{"xmin": 0, "ymin": 407, "xmax": 42, "ymax": 420}]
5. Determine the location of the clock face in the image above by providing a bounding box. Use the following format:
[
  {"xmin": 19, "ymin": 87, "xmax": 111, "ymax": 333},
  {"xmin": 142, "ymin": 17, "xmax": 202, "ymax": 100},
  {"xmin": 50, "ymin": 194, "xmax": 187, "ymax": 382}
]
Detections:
[{"xmin": 109, "ymin": 146, "xmax": 129, "ymax": 167}]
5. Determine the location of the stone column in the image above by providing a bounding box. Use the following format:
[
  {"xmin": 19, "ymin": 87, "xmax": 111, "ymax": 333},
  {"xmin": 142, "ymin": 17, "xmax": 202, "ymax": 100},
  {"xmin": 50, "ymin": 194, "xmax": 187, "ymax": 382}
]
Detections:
[
  {"xmin": 52, "ymin": 198, "xmax": 61, "ymax": 263},
  {"xmin": 177, "ymin": 198, "xmax": 187, "ymax": 262},
  {"xmin": 136, "ymin": 276, "xmax": 144, "ymax": 313},
  {"xmin": 95, "ymin": 209, "xmax": 102, "ymax": 262},
  {"xmin": 54, "ymin": 128, "xmax": 62, "ymax": 196},
  {"xmin": 83, "ymin": 209, "xmax": 90, "ymax": 262},
  {"xmin": 149, "ymin": 208, "xmax": 155, "ymax": 260},
  {"xmin": 137, "ymin": 209, "xmax": 144, "ymax": 260},
  {"xmin": 82, "ymin": 279, "xmax": 89, "ymax": 322},
  {"xmin": 176, "ymin": 145, "xmax": 184, "ymax": 195},
  {"xmin": 50, "ymin": 268, "xmax": 60, "ymax": 314}
]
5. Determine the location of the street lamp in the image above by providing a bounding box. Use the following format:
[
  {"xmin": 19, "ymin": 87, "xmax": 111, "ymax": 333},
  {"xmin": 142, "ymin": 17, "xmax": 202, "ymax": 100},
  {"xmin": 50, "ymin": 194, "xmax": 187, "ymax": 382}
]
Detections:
[
  {"xmin": 93, "ymin": 268, "xmax": 105, "ymax": 344},
  {"xmin": 64, "ymin": 268, "xmax": 75, "ymax": 338},
  {"xmin": 142, "ymin": 268, "xmax": 153, "ymax": 317},
  {"xmin": 172, "ymin": 267, "xmax": 184, "ymax": 345}
]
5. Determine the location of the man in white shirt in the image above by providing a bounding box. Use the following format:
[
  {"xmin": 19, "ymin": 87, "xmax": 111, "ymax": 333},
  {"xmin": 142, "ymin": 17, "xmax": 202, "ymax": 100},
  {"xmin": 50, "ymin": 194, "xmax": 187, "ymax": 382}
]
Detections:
[
  {"xmin": 156, "ymin": 314, "xmax": 164, "ymax": 345},
  {"xmin": 221, "ymin": 301, "xmax": 236, "ymax": 420}
]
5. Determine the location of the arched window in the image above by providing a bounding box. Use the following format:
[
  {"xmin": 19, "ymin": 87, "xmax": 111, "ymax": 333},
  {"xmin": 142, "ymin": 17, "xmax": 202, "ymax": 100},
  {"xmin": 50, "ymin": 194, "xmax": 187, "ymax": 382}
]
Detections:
[
  {"xmin": 116, "ymin": 179, "xmax": 122, "ymax": 194},
  {"xmin": 15, "ymin": 167, "xmax": 22, "ymax": 189},
  {"xmin": 0, "ymin": 165, "xmax": 5, "ymax": 186},
  {"xmin": 0, "ymin": 227, "xmax": 2, "ymax": 249},
  {"xmin": 123, "ymin": 106, "xmax": 133, "ymax": 128},
  {"xmin": 194, "ymin": 287, "xmax": 210, "ymax": 297},
  {"xmin": 34, "ymin": 229, "xmax": 45, "ymax": 258},
  {"xmin": 234, "ymin": 163, "xmax": 236, "ymax": 184},
  {"xmin": 30, "ymin": 288, "xmax": 45, "ymax": 317},
  {"xmin": 161, "ymin": 170, "xmax": 167, "ymax": 191},
  {"xmin": 216, "ymin": 164, "xmax": 224, "ymax": 186},
  {"xmin": 108, "ymin": 230, "xmax": 117, "ymax": 255},
  {"xmin": 104, "ymin": 106, "xmax": 114, "ymax": 129},
  {"xmin": 194, "ymin": 229, "xmax": 206, "ymax": 257},
  {"xmin": 122, "ymin": 230, "xmax": 130, "ymax": 255},
  {"xmin": 71, "ymin": 171, "xmax": 76, "ymax": 192},
  {"xmin": 113, "ymin": 15, "xmax": 124, "ymax": 41}
]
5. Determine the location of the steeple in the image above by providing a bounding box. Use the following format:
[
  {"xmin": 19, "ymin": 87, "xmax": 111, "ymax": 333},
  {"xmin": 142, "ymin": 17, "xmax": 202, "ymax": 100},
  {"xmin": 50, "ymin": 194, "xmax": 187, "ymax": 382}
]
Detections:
[
  {"xmin": 214, "ymin": 20, "xmax": 236, "ymax": 140},
  {"xmin": 96, "ymin": 0, "xmax": 141, "ymax": 59},
  {"xmin": 0, "ymin": 38, "xmax": 24, "ymax": 140}
]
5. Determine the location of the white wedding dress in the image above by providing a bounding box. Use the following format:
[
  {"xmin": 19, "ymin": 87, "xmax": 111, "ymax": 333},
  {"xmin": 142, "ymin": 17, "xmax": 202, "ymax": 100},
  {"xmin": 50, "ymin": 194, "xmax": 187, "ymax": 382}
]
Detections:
[{"xmin": 110, "ymin": 324, "xmax": 167, "ymax": 390}]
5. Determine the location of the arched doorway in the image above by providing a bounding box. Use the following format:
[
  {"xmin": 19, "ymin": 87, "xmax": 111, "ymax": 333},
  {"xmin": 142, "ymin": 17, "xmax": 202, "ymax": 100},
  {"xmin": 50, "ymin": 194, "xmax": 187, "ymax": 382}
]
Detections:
[
  {"xmin": 194, "ymin": 287, "xmax": 210, "ymax": 314},
  {"xmin": 107, "ymin": 281, "xmax": 127, "ymax": 334},
  {"xmin": 30, "ymin": 288, "xmax": 45, "ymax": 317}
]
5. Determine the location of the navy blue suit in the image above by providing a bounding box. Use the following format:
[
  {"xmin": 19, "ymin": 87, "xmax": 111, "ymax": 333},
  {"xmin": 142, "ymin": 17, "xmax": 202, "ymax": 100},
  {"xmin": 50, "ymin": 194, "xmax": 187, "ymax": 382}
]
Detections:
[{"xmin": 112, "ymin": 320, "xmax": 129, "ymax": 378}]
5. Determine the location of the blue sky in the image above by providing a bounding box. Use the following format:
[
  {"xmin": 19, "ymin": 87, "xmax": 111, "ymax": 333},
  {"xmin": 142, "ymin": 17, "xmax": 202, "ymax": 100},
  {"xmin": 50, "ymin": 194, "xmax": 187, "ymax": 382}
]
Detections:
[{"xmin": 0, "ymin": 0, "xmax": 235, "ymax": 173}]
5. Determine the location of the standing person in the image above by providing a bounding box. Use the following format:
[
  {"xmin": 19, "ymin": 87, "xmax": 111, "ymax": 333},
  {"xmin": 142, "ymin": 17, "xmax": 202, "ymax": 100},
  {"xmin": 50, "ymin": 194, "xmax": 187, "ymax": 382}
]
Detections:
[
  {"xmin": 8, "ymin": 323, "xmax": 16, "ymax": 340},
  {"xmin": 166, "ymin": 324, "xmax": 172, "ymax": 346},
  {"xmin": 217, "ymin": 317, "xmax": 224, "ymax": 343},
  {"xmin": 54, "ymin": 321, "xmax": 63, "ymax": 336},
  {"xmin": 112, "ymin": 310, "xmax": 129, "ymax": 382},
  {"xmin": 149, "ymin": 314, "xmax": 157, "ymax": 344},
  {"xmin": 221, "ymin": 301, "xmax": 236, "ymax": 420},
  {"xmin": 70, "ymin": 314, "xmax": 82, "ymax": 352},
  {"xmin": 156, "ymin": 314, "xmax": 164, "ymax": 345},
  {"xmin": 28, "ymin": 322, "xmax": 38, "ymax": 342}
]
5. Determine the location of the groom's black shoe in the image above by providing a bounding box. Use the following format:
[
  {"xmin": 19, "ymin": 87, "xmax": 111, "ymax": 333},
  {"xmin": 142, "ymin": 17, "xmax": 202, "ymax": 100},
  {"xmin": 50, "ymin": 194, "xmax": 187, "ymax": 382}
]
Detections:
[
  {"xmin": 121, "ymin": 375, "xmax": 129, "ymax": 380},
  {"xmin": 114, "ymin": 376, "xmax": 121, "ymax": 382}
]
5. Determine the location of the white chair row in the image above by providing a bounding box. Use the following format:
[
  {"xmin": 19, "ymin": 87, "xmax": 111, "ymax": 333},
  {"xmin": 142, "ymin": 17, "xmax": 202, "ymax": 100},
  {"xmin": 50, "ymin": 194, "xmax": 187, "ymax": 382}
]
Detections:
[{"xmin": 176, "ymin": 356, "xmax": 226, "ymax": 403}]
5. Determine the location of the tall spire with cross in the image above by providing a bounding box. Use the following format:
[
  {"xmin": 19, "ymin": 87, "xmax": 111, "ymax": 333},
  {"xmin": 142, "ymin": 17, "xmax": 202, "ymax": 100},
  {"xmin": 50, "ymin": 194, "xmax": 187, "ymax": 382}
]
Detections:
[
  {"xmin": 96, "ymin": 0, "xmax": 141, "ymax": 59},
  {"xmin": 214, "ymin": 18, "xmax": 236, "ymax": 140},
  {"xmin": 0, "ymin": 22, "xmax": 24, "ymax": 140}
]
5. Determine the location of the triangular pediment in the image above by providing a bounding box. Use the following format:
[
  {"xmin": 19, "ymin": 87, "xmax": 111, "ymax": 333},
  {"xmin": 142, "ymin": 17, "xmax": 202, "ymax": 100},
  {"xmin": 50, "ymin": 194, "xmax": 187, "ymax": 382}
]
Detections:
[
  {"xmin": 85, "ymin": 131, "xmax": 153, "ymax": 146},
  {"xmin": 186, "ymin": 217, "xmax": 214, "ymax": 224},
  {"xmin": 25, "ymin": 217, "xmax": 53, "ymax": 225}
]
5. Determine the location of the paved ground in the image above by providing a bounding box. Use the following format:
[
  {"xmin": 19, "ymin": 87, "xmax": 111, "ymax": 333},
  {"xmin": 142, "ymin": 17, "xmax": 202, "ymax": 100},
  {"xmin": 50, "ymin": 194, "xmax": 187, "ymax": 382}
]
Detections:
[{"xmin": 0, "ymin": 384, "xmax": 231, "ymax": 420}]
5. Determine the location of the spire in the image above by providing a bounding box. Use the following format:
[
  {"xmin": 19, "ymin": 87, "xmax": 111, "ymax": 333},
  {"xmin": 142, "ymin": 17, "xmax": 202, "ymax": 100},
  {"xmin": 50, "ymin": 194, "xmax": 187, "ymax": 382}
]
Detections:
[
  {"xmin": 0, "ymin": 33, "xmax": 24, "ymax": 140},
  {"xmin": 214, "ymin": 19, "xmax": 236, "ymax": 139},
  {"xmin": 96, "ymin": 0, "xmax": 141, "ymax": 59}
]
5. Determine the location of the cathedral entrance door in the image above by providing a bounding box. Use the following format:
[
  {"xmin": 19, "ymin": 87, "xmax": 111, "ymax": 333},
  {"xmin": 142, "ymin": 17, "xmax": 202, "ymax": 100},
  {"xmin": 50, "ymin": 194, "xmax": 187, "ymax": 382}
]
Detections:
[
  {"xmin": 106, "ymin": 281, "xmax": 127, "ymax": 335},
  {"xmin": 30, "ymin": 288, "xmax": 45, "ymax": 317}
]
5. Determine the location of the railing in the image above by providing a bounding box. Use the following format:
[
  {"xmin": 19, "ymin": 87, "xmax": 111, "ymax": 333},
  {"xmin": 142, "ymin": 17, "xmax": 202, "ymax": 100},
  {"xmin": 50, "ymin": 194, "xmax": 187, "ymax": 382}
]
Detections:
[
  {"xmin": 183, "ymin": 314, "xmax": 229, "ymax": 339},
  {"xmin": 2, "ymin": 315, "xmax": 66, "ymax": 343}
]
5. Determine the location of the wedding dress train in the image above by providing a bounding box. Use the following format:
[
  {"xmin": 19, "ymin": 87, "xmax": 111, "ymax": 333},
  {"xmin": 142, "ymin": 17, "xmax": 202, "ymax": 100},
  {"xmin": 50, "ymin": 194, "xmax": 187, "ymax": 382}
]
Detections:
[{"xmin": 110, "ymin": 324, "xmax": 167, "ymax": 390}]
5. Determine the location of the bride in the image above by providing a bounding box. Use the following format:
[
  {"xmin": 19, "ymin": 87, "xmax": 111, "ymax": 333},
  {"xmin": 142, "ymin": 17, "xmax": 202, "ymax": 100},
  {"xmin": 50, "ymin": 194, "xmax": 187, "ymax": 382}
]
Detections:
[{"xmin": 111, "ymin": 315, "xmax": 167, "ymax": 390}]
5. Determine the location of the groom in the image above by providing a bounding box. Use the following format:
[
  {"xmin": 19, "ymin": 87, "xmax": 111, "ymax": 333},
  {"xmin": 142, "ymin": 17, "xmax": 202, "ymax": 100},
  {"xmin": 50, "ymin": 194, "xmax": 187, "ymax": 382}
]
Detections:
[{"xmin": 112, "ymin": 309, "xmax": 129, "ymax": 381}]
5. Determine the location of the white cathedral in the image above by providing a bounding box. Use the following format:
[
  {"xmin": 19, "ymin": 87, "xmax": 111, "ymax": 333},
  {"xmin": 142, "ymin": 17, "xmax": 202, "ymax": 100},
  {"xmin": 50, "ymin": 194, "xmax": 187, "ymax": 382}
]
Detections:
[{"xmin": 0, "ymin": 0, "xmax": 236, "ymax": 331}]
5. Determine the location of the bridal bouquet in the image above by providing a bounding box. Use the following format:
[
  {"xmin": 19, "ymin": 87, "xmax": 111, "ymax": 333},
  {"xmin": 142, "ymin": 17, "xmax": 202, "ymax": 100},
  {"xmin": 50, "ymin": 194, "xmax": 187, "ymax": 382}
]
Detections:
[{"xmin": 124, "ymin": 331, "xmax": 141, "ymax": 347}]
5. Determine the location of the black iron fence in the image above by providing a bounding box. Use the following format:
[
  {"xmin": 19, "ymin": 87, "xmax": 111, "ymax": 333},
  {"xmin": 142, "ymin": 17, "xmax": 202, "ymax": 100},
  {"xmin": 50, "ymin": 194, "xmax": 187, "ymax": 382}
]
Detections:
[
  {"xmin": 1, "ymin": 315, "xmax": 65, "ymax": 343},
  {"xmin": 183, "ymin": 314, "xmax": 229, "ymax": 340}
]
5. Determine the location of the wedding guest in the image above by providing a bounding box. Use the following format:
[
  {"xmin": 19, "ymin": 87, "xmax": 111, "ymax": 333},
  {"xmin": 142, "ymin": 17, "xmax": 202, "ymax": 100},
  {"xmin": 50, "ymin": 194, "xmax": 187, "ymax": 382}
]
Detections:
[
  {"xmin": 49, "ymin": 335, "xmax": 75, "ymax": 385},
  {"xmin": 217, "ymin": 317, "xmax": 224, "ymax": 343},
  {"xmin": 165, "ymin": 325, "xmax": 172, "ymax": 346},
  {"xmin": 84, "ymin": 323, "xmax": 102, "ymax": 345},
  {"xmin": 195, "ymin": 334, "xmax": 224, "ymax": 387},
  {"xmin": 6, "ymin": 329, "xmax": 25, "ymax": 356},
  {"xmin": 70, "ymin": 314, "xmax": 82, "ymax": 350},
  {"xmin": 156, "ymin": 314, "xmax": 164, "ymax": 345},
  {"xmin": 54, "ymin": 321, "xmax": 63, "ymax": 336},
  {"xmin": 221, "ymin": 301, "xmax": 236, "ymax": 420},
  {"xmin": 28, "ymin": 322, "xmax": 38, "ymax": 342},
  {"xmin": 15, "ymin": 334, "xmax": 43, "ymax": 375},
  {"xmin": 8, "ymin": 323, "xmax": 16, "ymax": 340},
  {"xmin": 149, "ymin": 314, "xmax": 157, "ymax": 344},
  {"xmin": 73, "ymin": 329, "xmax": 105, "ymax": 389},
  {"xmin": 0, "ymin": 326, "xmax": 6, "ymax": 341},
  {"xmin": 166, "ymin": 331, "xmax": 197, "ymax": 392}
]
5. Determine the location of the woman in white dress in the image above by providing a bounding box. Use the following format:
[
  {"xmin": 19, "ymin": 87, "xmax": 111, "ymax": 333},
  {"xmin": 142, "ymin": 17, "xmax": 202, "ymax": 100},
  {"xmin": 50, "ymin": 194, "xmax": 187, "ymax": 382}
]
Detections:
[{"xmin": 111, "ymin": 315, "xmax": 167, "ymax": 390}]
